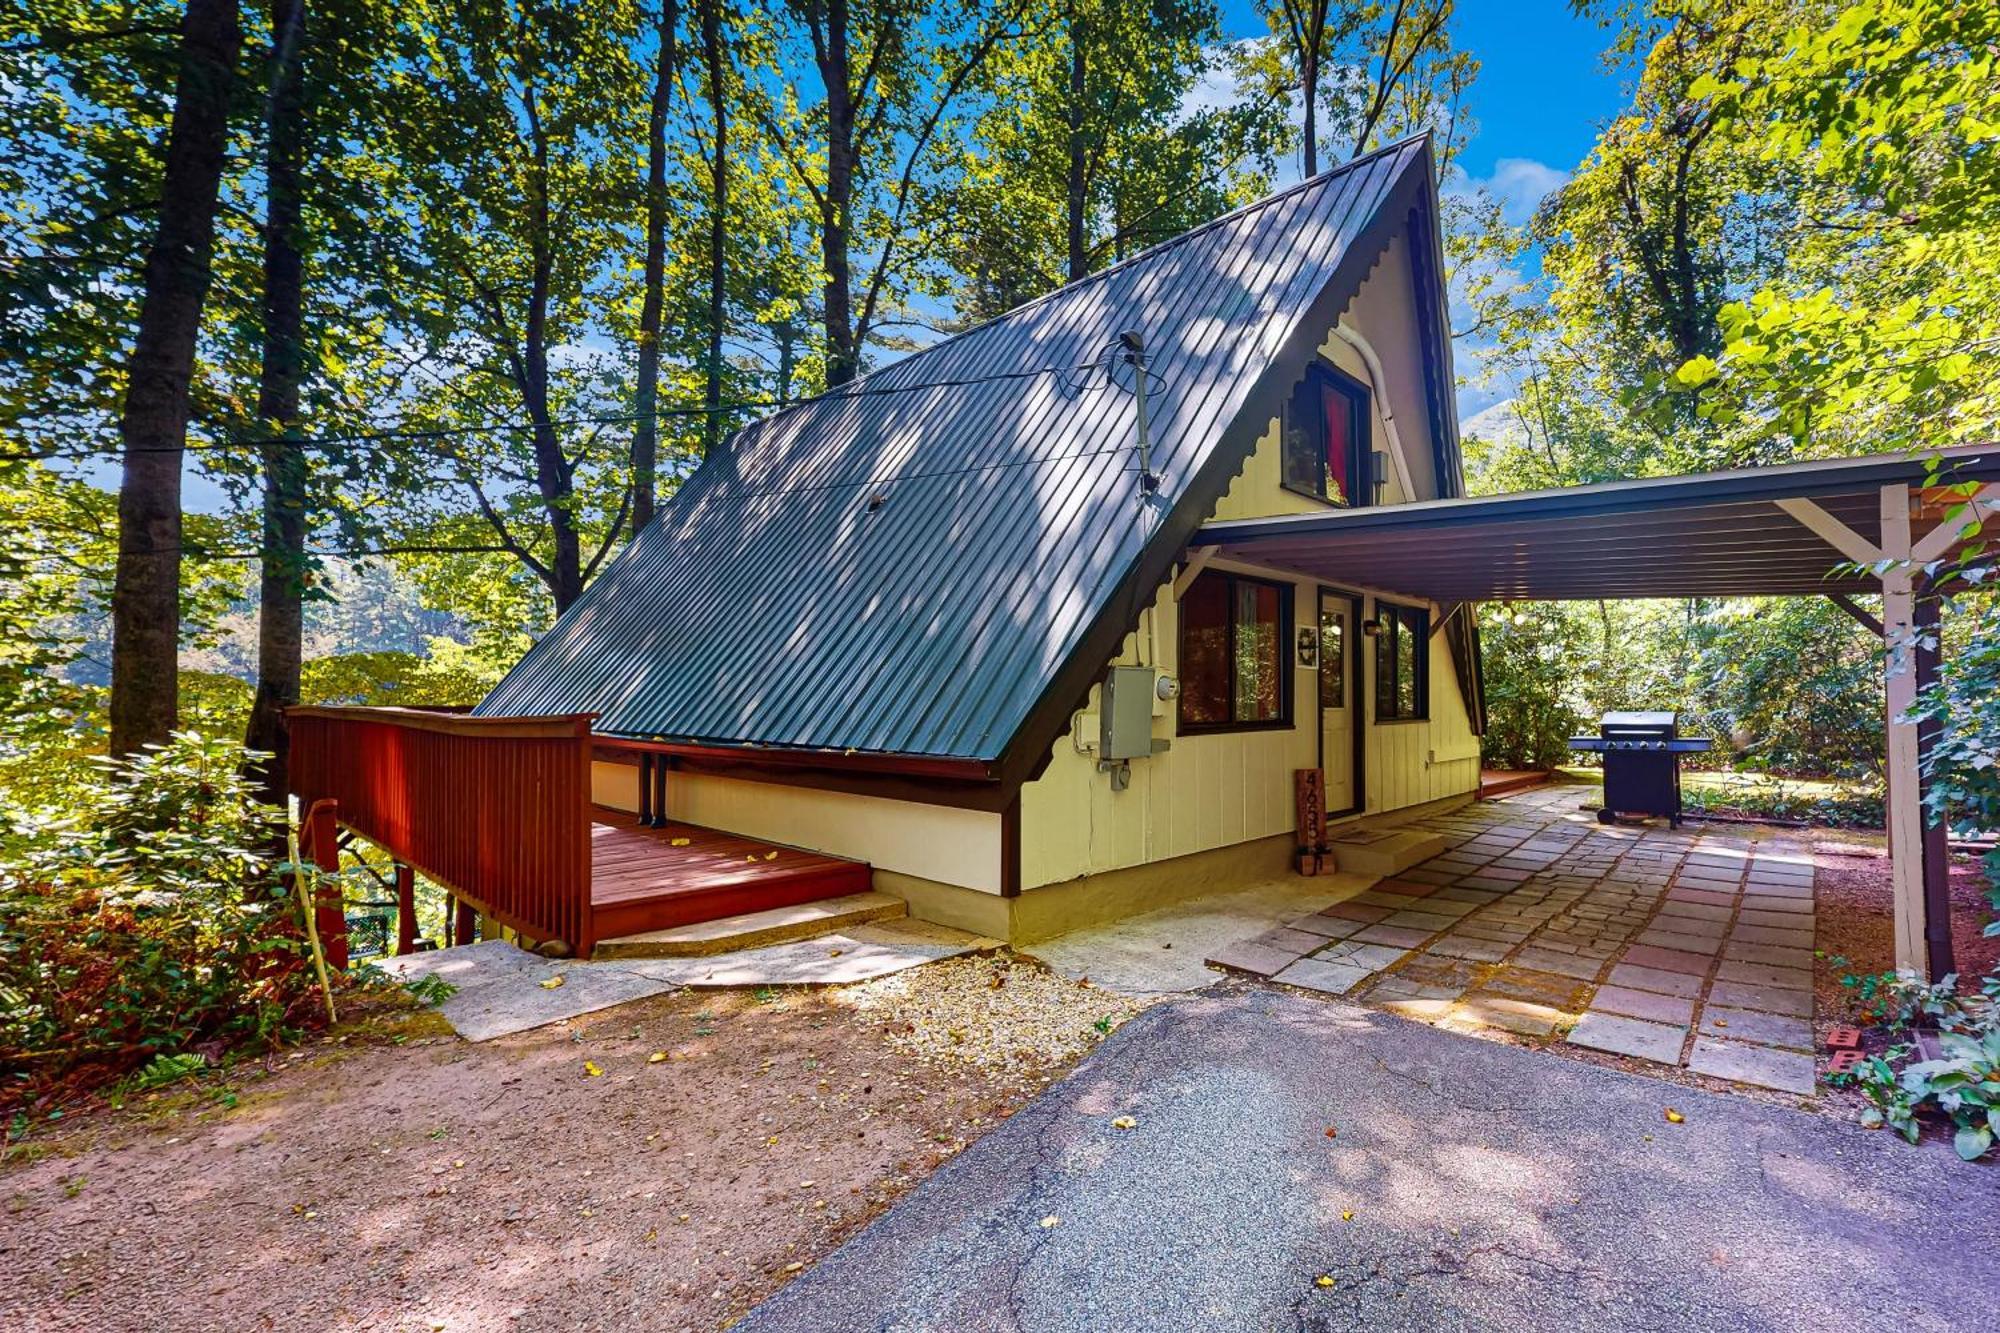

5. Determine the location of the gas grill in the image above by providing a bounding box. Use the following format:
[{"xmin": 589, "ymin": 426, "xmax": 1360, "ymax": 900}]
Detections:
[{"xmin": 1567, "ymin": 711, "xmax": 1713, "ymax": 828}]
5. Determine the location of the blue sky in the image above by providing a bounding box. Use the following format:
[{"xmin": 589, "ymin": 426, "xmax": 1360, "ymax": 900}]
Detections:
[{"xmin": 1215, "ymin": 0, "xmax": 1624, "ymax": 196}]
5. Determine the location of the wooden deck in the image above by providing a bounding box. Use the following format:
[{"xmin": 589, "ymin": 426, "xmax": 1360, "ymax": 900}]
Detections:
[
  {"xmin": 588, "ymin": 806, "xmax": 874, "ymax": 941},
  {"xmin": 1479, "ymin": 768, "xmax": 1554, "ymax": 799}
]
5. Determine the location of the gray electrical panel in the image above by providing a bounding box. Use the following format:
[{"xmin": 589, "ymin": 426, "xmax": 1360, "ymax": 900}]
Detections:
[{"xmin": 1099, "ymin": 667, "xmax": 1157, "ymax": 761}]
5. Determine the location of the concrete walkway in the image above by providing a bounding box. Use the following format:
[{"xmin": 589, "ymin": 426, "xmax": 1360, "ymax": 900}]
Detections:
[
  {"xmin": 1211, "ymin": 785, "xmax": 1823, "ymax": 1094},
  {"xmin": 735, "ymin": 990, "xmax": 1993, "ymax": 1333},
  {"xmin": 377, "ymin": 918, "xmax": 990, "ymax": 1040}
]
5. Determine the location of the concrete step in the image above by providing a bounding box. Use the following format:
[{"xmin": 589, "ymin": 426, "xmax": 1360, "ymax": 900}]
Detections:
[
  {"xmin": 1327, "ymin": 828, "xmax": 1448, "ymax": 878},
  {"xmin": 593, "ymin": 891, "xmax": 907, "ymax": 959}
]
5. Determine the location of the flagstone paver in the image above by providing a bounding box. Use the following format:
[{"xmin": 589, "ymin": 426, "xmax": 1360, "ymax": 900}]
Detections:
[
  {"xmin": 1697, "ymin": 1006, "xmax": 1813, "ymax": 1050},
  {"xmin": 1205, "ymin": 782, "xmax": 1828, "ymax": 1099},
  {"xmin": 1568, "ymin": 1011, "xmax": 1689, "ymax": 1063},
  {"xmin": 1688, "ymin": 1036, "xmax": 1816, "ymax": 1095}
]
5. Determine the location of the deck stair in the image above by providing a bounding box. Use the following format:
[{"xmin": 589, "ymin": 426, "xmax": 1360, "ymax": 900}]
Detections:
[{"xmin": 592, "ymin": 891, "xmax": 907, "ymax": 959}]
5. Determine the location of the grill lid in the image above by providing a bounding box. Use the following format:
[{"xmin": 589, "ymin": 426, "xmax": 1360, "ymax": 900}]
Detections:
[{"xmin": 1599, "ymin": 710, "xmax": 1676, "ymax": 737}]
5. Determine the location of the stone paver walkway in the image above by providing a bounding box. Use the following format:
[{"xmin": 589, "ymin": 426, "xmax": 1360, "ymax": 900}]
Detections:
[{"xmin": 1207, "ymin": 783, "xmax": 1823, "ymax": 1095}]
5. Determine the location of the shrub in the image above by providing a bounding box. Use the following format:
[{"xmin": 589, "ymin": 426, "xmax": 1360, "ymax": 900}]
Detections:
[
  {"xmin": 1846, "ymin": 973, "xmax": 2000, "ymax": 1161},
  {"xmin": 0, "ymin": 733, "xmax": 320, "ymax": 1107}
]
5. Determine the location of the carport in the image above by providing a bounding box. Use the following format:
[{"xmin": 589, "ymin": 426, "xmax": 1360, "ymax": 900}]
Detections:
[{"xmin": 1199, "ymin": 444, "xmax": 2000, "ymax": 979}]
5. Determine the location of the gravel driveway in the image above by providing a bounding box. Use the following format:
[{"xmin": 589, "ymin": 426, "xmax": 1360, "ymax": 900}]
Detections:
[{"xmin": 736, "ymin": 986, "xmax": 1995, "ymax": 1333}]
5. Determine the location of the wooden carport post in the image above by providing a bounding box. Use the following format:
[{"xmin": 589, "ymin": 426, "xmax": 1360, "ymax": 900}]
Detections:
[
  {"xmin": 1782, "ymin": 482, "xmax": 1946, "ymax": 977},
  {"xmin": 1877, "ymin": 483, "xmax": 1930, "ymax": 976}
]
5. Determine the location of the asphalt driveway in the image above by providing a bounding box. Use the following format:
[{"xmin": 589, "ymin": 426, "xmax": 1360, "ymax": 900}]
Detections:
[{"xmin": 736, "ymin": 987, "xmax": 1994, "ymax": 1332}]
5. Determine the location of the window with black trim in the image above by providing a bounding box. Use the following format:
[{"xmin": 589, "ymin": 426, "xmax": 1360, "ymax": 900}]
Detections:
[
  {"xmin": 1280, "ymin": 363, "xmax": 1370, "ymax": 506},
  {"xmin": 1374, "ymin": 601, "xmax": 1428, "ymax": 721},
  {"xmin": 1178, "ymin": 571, "xmax": 1292, "ymax": 732}
]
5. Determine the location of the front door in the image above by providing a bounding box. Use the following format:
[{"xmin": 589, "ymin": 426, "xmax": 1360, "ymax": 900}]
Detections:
[{"xmin": 1318, "ymin": 591, "xmax": 1359, "ymax": 817}]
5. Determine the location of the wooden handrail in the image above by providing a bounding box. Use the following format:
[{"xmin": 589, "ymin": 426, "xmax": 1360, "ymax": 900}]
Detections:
[
  {"xmin": 287, "ymin": 706, "xmax": 597, "ymax": 956},
  {"xmin": 288, "ymin": 705, "xmax": 596, "ymax": 739}
]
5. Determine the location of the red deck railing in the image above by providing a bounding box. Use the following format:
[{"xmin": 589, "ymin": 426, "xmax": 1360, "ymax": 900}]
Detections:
[{"xmin": 287, "ymin": 706, "xmax": 598, "ymax": 957}]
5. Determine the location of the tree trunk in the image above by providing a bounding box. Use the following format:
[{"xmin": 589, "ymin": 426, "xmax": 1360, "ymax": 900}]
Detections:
[
  {"xmin": 1064, "ymin": 9, "xmax": 1087, "ymax": 283},
  {"xmin": 110, "ymin": 0, "xmax": 244, "ymax": 757},
  {"xmin": 701, "ymin": 0, "xmax": 728, "ymax": 453},
  {"xmin": 1301, "ymin": 44, "xmax": 1318, "ymax": 177},
  {"xmin": 244, "ymin": 0, "xmax": 310, "ymax": 806},
  {"xmin": 631, "ymin": 0, "xmax": 676, "ymax": 535},
  {"xmin": 522, "ymin": 82, "xmax": 583, "ymax": 610},
  {"xmin": 819, "ymin": 0, "xmax": 858, "ymax": 386}
]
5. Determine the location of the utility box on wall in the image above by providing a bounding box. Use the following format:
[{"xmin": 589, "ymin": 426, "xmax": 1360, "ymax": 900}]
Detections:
[{"xmin": 1099, "ymin": 667, "xmax": 1158, "ymax": 761}]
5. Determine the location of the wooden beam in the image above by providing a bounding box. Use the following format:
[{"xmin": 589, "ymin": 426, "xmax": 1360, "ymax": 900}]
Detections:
[
  {"xmin": 1913, "ymin": 583, "xmax": 1955, "ymax": 980},
  {"xmin": 1429, "ymin": 602, "xmax": 1462, "ymax": 638},
  {"xmin": 1825, "ymin": 592, "xmax": 1883, "ymax": 638},
  {"xmin": 1774, "ymin": 497, "xmax": 1884, "ymax": 566},
  {"xmin": 1878, "ymin": 483, "xmax": 1926, "ymax": 974},
  {"xmin": 395, "ymin": 862, "xmax": 417, "ymax": 955},
  {"xmin": 1173, "ymin": 545, "xmax": 1219, "ymax": 598},
  {"xmin": 1910, "ymin": 482, "xmax": 2000, "ymax": 565}
]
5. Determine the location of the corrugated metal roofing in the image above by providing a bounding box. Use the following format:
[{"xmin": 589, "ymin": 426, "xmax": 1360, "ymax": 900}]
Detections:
[{"xmin": 474, "ymin": 137, "xmax": 1432, "ymax": 759}]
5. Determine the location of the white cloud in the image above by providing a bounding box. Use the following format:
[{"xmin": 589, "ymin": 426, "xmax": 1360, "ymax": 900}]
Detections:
[{"xmin": 1448, "ymin": 156, "xmax": 1570, "ymax": 228}]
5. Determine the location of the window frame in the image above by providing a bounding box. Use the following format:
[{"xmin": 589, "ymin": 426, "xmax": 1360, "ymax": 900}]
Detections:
[
  {"xmin": 1278, "ymin": 360, "xmax": 1373, "ymax": 508},
  {"xmin": 1373, "ymin": 599, "xmax": 1430, "ymax": 723},
  {"xmin": 1176, "ymin": 570, "xmax": 1295, "ymax": 735}
]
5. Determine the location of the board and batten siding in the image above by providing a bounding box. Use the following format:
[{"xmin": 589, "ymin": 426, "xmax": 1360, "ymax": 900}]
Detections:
[{"xmin": 1019, "ymin": 232, "xmax": 1478, "ymax": 891}]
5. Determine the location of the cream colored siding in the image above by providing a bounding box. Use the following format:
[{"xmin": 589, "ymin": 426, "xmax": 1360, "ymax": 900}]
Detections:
[
  {"xmin": 1020, "ymin": 229, "xmax": 1476, "ymax": 890},
  {"xmin": 1020, "ymin": 575, "xmax": 1316, "ymax": 890},
  {"xmin": 592, "ymin": 761, "xmax": 1003, "ymax": 893},
  {"xmin": 1359, "ymin": 600, "xmax": 1482, "ymax": 812}
]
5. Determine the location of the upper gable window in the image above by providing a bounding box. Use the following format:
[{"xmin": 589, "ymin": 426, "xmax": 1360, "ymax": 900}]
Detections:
[{"xmin": 1280, "ymin": 363, "xmax": 1370, "ymax": 506}]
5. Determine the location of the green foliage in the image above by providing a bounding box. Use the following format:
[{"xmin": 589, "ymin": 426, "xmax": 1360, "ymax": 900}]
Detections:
[
  {"xmin": 1914, "ymin": 601, "xmax": 2000, "ymax": 932},
  {"xmin": 1470, "ymin": 590, "xmax": 1886, "ymax": 786},
  {"xmin": 949, "ymin": 0, "xmax": 1278, "ymax": 316},
  {"xmin": 129, "ymin": 1051, "xmax": 209, "ymax": 1091},
  {"xmin": 1476, "ymin": 604, "xmax": 1582, "ymax": 769},
  {"xmin": 401, "ymin": 973, "xmax": 457, "ymax": 1008},
  {"xmin": 1678, "ymin": 778, "xmax": 1882, "ymax": 828},
  {"xmin": 0, "ymin": 734, "xmax": 317, "ymax": 1103},
  {"xmin": 1680, "ymin": 0, "xmax": 2000, "ymax": 457},
  {"xmin": 1845, "ymin": 974, "xmax": 2000, "ymax": 1161}
]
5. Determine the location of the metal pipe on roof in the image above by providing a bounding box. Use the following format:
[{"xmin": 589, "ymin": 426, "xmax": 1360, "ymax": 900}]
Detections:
[{"xmin": 1330, "ymin": 321, "xmax": 1417, "ymax": 502}]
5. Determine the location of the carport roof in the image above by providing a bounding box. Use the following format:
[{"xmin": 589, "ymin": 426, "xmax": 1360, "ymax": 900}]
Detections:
[{"xmin": 1199, "ymin": 445, "xmax": 2000, "ymax": 602}]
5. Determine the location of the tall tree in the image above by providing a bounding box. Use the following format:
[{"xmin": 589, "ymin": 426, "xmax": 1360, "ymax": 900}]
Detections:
[
  {"xmin": 630, "ymin": 0, "xmax": 678, "ymax": 535},
  {"xmin": 772, "ymin": 0, "xmax": 1017, "ymax": 384},
  {"xmin": 699, "ymin": 0, "xmax": 729, "ymax": 453},
  {"xmin": 381, "ymin": 0, "xmax": 643, "ymax": 613},
  {"xmin": 109, "ymin": 0, "xmax": 244, "ymax": 755},
  {"xmin": 242, "ymin": 0, "xmax": 310, "ymax": 802},
  {"xmin": 1240, "ymin": 0, "xmax": 1468, "ymax": 180},
  {"xmin": 951, "ymin": 0, "xmax": 1279, "ymax": 319}
]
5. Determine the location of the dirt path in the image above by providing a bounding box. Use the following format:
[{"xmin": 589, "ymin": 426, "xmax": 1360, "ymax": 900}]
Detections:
[{"xmin": 2, "ymin": 958, "xmax": 1136, "ymax": 1333}]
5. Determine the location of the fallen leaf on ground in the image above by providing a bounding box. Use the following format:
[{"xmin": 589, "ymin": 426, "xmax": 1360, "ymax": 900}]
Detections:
[
  {"xmin": 765, "ymin": 850, "xmax": 780, "ymax": 861},
  {"xmin": 1664, "ymin": 1108, "xmax": 1685, "ymax": 1124},
  {"xmin": 1039, "ymin": 1215, "xmax": 1060, "ymax": 1229},
  {"xmin": 648, "ymin": 1052, "xmax": 668, "ymax": 1063},
  {"xmin": 669, "ymin": 837, "xmax": 691, "ymax": 847},
  {"xmin": 538, "ymin": 975, "xmax": 566, "ymax": 990},
  {"xmin": 1111, "ymin": 1116, "xmax": 1137, "ymax": 1130},
  {"xmin": 1340, "ymin": 1209, "xmax": 1354, "ymax": 1222},
  {"xmin": 583, "ymin": 1061, "xmax": 603, "ymax": 1077},
  {"xmin": 1324, "ymin": 1125, "xmax": 1338, "ymax": 1139},
  {"xmin": 1315, "ymin": 1275, "xmax": 1335, "ymax": 1288}
]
